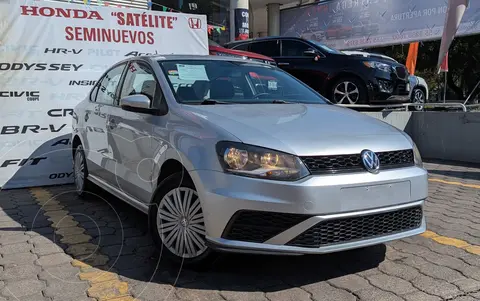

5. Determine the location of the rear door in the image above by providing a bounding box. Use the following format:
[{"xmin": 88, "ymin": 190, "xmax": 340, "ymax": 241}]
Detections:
[{"xmin": 84, "ymin": 63, "xmax": 126, "ymax": 181}]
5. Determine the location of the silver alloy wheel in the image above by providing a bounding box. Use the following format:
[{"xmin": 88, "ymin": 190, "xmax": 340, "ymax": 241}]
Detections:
[
  {"xmin": 74, "ymin": 150, "xmax": 85, "ymax": 194},
  {"xmin": 156, "ymin": 187, "xmax": 207, "ymax": 259},
  {"xmin": 413, "ymin": 89, "xmax": 425, "ymax": 111},
  {"xmin": 333, "ymin": 81, "xmax": 360, "ymax": 104}
]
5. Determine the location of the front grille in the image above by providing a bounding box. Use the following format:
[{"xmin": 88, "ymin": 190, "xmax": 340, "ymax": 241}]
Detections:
[
  {"xmin": 396, "ymin": 83, "xmax": 407, "ymax": 95},
  {"xmin": 222, "ymin": 210, "xmax": 312, "ymax": 243},
  {"xmin": 395, "ymin": 66, "xmax": 408, "ymax": 79},
  {"xmin": 300, "ymin": 149, "xmax": 414, "ymax": 174},
  {"xmin": 287, "ymin": 206, "xmax": 423, "ymax": 248}
]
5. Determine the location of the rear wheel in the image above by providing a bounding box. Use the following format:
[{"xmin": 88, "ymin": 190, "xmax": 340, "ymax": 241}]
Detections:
[
  {"xmin": 330, "ymin": 77, "xmax": 368, "ymax": 106},
  {"xmin": 150, "ymin": 172, "xmax": 216, "ymax": 267},
  {"xmin": 411, "ymin": 87, "xmax": 426, "ymax": 111},
  {"xmin": 73, "ymin": 145, "xmax": 92, "ymax": 197}
]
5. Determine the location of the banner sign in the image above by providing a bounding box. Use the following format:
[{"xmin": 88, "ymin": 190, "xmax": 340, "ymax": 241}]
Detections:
[
  {"xmin": 0, "ymin": 1, "xmax": 208, "ymax": 189},
  {"xmin": 280, "ymin": 0, "xmax": 480, "ymax": 50},
  {"xmin": 234, "ymin": 8, "xmax": 249, "ymax": 40}
]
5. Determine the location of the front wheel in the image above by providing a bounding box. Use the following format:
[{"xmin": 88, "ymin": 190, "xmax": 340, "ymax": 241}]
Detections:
[
  {"xmin": 149, "ymin": 172, "xmax": 216, "ymax": 267},
  {"xmin": 330, "ymin": 77, "xmax": 368, "ymax": 106}
]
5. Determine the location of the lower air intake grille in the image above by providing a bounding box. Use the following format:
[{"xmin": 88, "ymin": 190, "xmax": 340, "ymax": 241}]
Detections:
[
  {"xmin": 222, "ymin": 210, "xmax": 312, "ymax": 243},
  {"xmin": 287, "ymin": 206, "xmax": 423, "ymax": 248}
]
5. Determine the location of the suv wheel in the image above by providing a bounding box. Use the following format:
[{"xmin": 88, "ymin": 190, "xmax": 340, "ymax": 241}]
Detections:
[
  {"xmin": 331, "ymin": 77, "xmax": 367, "ymax": 105},
  {"xmin": 411, "ymin": 88, "xmax": 426, "ymax": 111},
  {"xmin": 150, "ymin": 172, "xmax": 215, "ymax": 266},
  {"xmin": 73, "ymin": 145, "xmax": 92, "ymax": 197}
]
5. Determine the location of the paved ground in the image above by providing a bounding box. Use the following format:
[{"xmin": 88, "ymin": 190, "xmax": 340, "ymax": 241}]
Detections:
[{"xmin": 0, "ymin": 161, "xmax": 480, "ymax": 301}]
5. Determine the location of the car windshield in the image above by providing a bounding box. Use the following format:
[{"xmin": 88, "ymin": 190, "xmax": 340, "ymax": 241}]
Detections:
[
  {"xmin": 308, "ymin": 40, "xmax": 344, "ymax": 55},
  {"xmin": 158, "ymin": 60, "xmax": 329, "ymax": 105}
]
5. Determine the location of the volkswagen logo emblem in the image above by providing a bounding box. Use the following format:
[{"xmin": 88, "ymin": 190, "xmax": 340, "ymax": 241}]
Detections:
[{"xmin": 361, "ymin": 149, "xmax": 380, "ymax": 173}]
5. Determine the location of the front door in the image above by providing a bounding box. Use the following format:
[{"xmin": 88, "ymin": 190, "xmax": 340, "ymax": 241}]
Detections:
[
  {"xmin": 278, "ymin": 39, "xmax": 328, "ymax": 92},
  {"xmin": 107, "ymin": 61, "xmax": 167, "ymax": 204}
]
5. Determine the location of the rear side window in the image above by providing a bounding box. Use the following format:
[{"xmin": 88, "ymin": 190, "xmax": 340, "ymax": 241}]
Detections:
[
  {"xmin": 248, "ymin": 41, "xmax": 280, "ymax": 57},
  {"xmin": 232, "ymin": 43, "xmax": 250, "ymax": 51},
  {"xmin": 94, "ymin": 64, "xmax": 126, "ymax": 105},
  {"xmin": 281, "ymin": 40, "xmax": 312, "ymax": 57}
]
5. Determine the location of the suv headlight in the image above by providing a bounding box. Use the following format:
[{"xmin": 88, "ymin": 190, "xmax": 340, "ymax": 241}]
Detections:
[
  {"xmin": 413, "ymin": 143, "xmax": 423, "ymax": 167},
  {"xmin": 363, "ymin": 61, "xmax": 392, "ymax": 73},
  {"xmin": 216, "ymin": 142, "xmax": 310, "ymax": 181}
]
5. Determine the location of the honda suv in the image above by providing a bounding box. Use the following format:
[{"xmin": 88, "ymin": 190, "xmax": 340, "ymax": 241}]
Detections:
[{"xmin": 224, "ymin": 37, "xmax": 411, "ymax": 105}]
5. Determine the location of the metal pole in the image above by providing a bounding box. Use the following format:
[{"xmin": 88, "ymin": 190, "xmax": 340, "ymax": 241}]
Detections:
[
  {"xmin": 464, "ymin": 79, "xmax": 480, "ymax": 105},
  {"xmin": 443, "ymin": 71, "xmax": 447, "ymax": 103}
]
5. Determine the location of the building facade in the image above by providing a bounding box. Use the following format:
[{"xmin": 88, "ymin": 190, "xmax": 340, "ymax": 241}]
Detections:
[
  {"xmin": 152, "ymin": 0, "xmax": 231, "ymax": 44},
  {"xmin": 51, "ymin": 0, "xmax": 252, "ymax": 44}
]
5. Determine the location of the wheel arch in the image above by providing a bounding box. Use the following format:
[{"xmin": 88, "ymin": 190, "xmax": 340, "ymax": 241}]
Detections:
[
  {"xmin": 324, "ymin": 71, "xmax": 368, "ymax": 99},
  {"xmin": 412, "ymin": 85, "xmax": 428, "ymax": 101},
  {"xmin": 71, "ymin": 135, "xmax": 82, "ymax": 159}
]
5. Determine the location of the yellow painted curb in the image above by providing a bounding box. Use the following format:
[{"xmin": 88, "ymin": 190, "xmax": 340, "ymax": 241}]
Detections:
[
  {"xmin": 87, "ymin": 279, "xmax": 129, "ymax": 301},
  {"xmin": 420, "ymin": 230, "xmax": 480, "ymax": 255},
  {"xmin": 79, "ymin": 270, "xmax": 119, "ymax": 284},
  {"xmin": 465, "ymin": 245, "xmax": 480, "ymax": 255},
  {"xmin": 432, "ymin": 236, "xmax": 471, "ymax": 249},
  {"xmin": 420, "ymin": 230, "xmax": 439, "ymax": 238},
  {"xmin": 429, "ymin": 178, "xmax": 480, "ymax": 189},
  {"xmin": 29, "ymin": 187, "xmax": 140, "ymax": 300}
]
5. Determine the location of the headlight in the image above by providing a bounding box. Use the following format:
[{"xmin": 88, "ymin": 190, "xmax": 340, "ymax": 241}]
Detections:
[
  {"xmin": 363, "ymin": 61, "xmax": 392, "ymax": 73},
  {"xmin": 413, "ymin": 143, "xmax": 423, "ymax": 167},
  {"xmin": 216, "ymin": 142, "xmax": 310, "ymax": 181}
]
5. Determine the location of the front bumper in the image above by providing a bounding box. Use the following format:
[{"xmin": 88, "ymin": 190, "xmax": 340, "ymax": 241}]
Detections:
[
  {"xmin": 190, "ymin": 166, "xmax": 428, "ymax": 255},
  {"xmin": 367, "ymin": 71, "xmax": 411, "ymax": 104},
  {"xmin": 207, "ymin": 202, "xmax": 426, "ymax": 255}
]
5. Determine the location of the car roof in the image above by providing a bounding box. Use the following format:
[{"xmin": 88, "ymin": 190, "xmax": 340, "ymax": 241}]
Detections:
[
  {"xmin": 134, "ymin": 54, "xmax": 270, "ymax": 64},
  {"xmin": 224, "ymin": 36, "xmax": 304, "ymax": 46}
]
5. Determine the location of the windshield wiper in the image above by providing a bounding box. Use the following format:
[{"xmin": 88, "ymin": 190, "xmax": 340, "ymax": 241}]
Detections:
[
  {"xmin": 271, "ymin": 99, "xmax": 292, "ymax": 104},
  {"xmin": 199, "ymin": 99, "xmax": 231, "ymax": 105}
]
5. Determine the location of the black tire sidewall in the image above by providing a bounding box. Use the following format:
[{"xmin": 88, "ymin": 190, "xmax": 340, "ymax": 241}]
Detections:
[
  {"xmin": 411, "ymin": 88, "xmax": 426, "ymax": 111},
  {"xmin": 330, "ymin": 77, "xmax": 368, "ymax": 105},
  {"xmin": 149, "ymin": 171, "xmax": 214, "ymax": 266},
  {"xmin": 74, "ymin": 145, "xmax": 89, "ymax": 196}
]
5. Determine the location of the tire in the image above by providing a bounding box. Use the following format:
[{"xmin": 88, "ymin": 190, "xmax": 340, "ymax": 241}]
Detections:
[
  {"xmin": 149, "ymin": 172, "xmax": 216, "ymax": 267},
  {"xmin": 73, "ymin": 145, "xmax": 93, "ymax": 197},
  {"xmin": 330, "ymin": 77, "xmax": 368, "ymax": 106},
  {"xmin": 411, "ymin": 87, "xmax": 426, "ymax": 111}
]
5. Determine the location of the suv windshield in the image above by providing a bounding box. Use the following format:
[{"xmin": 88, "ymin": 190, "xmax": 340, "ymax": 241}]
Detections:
[
  {"xmin": 158, "ymin": 60, "xmax": 329, "ymax": 105},
  {"xmin": 308, "ymin": 40, "xmax": 344, "ymax": 55}
]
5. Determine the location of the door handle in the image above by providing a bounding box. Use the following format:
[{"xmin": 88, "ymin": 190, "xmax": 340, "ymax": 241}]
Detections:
[
  {"xmin": 277, "ymin": 62, "xmax": 289, "ymax": 66},
  {"xmin": 107, "ymin": 118, "xmax": 117, "ymax": 129}
]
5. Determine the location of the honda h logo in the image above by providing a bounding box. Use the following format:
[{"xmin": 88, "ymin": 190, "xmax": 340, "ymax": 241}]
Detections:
[
  {"xmin": 361, "ymin": 149, "xmax": 380, "ymax": 174},
  {"xmin": 188, "ymin": 18, "xmax": 201, "ymax": 29}
]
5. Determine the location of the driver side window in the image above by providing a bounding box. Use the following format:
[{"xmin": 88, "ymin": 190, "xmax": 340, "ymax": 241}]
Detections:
[{"xmin": 281, "ymin": 40, "xmax": 313, "ymax": 57}]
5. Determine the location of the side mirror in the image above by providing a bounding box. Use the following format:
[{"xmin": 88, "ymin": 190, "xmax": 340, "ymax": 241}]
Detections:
[
  {"xmin": 120, "ymin": 94, "xmax": 157, "ymax": 114},
  {"xmin": 303, "ymin": 48, "xmax": 318, "ymax": 56}
]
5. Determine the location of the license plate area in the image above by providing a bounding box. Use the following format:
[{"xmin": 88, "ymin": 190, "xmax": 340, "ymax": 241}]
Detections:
[{"xmin": 340, "ymin": 181, "xmax": 411, "ymax": 211}]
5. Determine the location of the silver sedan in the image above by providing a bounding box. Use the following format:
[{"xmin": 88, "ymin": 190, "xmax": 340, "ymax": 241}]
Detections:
[{"xmin": 71, "ymin": 55, "xmax": 428, "ymax": 266}]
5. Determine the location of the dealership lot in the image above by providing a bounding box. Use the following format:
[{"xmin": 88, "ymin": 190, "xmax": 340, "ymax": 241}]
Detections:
[{"xmin": 0, "ymin": 161, "xmax": 479, "ymax": 301}]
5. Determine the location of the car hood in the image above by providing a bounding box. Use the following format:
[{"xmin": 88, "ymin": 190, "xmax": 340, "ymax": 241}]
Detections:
[{"xmin": 185, "ymin": 104, "xmax": 412, "ymax": 156}]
